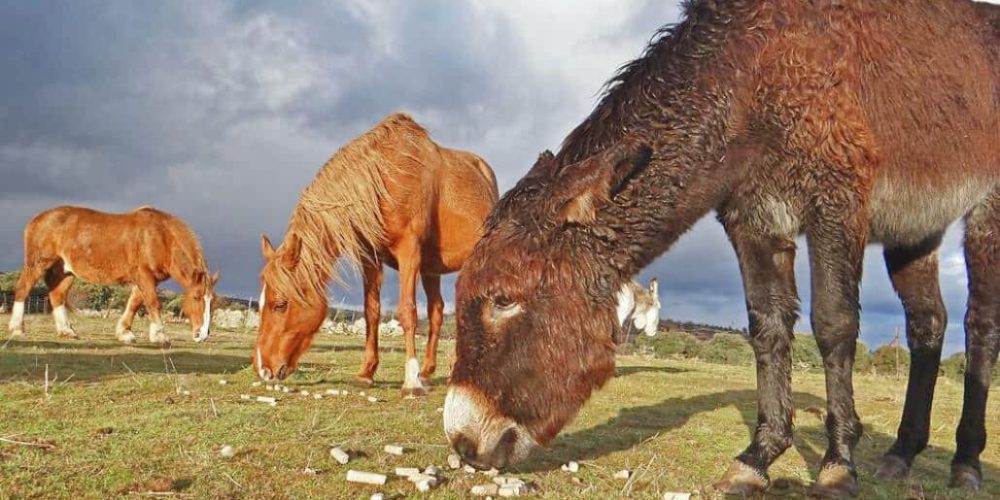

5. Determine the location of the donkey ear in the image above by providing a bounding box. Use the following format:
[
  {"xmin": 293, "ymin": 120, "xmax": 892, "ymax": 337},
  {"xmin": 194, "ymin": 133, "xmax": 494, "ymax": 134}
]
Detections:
[
  {"xmin": 281, "ymin": 233, "xmax": 302, "ymax": 269},
  {"xmin": 557, "ymin": 137, "xmax": 653, "ymax": 224},
  {"xmin": 524, "ymin": 150, "xmax": 560, "ymax": 181},
  {"xmin": 649, "ymin": 278, "xmax": 658, "ymax": 296},
  {"xmin": 261, "ymin": 234, "xmax": 275, "ymax": 260}
]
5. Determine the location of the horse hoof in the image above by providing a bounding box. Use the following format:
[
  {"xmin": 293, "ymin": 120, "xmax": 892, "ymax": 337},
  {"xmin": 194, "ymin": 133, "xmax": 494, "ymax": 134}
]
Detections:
[
  {"xmin": 58, "ymin": 329, "xmax": 79, "ymax": 339},
  {"xmin": 8, "ymin": 327, "xmax": 24, "ymax": 337},
  {"xmin": 119, "ymin": 332, "xmax": 137, "ymax": 344},
  {"xmin": 353, "ymin": 376, "xmax": 375, "ymax": 387},
  {"xmin": 949, "ymin": 464, "xmax": 982, "ymax": 490},
  {"xmin": 874, "ymin": 454, "xmax": 909, "ymax": 480},
  {"xmin": 401, "ymin": 386, "xmax": 427, "ymax": 399},
  {"xmin": 712, "ymin": 460, "xmax": 769, "ymax": 496},
  {"xmin": 812, "ymin": 464, "xmax": 859, "ymax": 498}
]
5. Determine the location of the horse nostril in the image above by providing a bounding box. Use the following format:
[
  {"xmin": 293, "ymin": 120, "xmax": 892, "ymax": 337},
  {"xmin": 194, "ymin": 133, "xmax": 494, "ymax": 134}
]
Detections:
[
  {"xmin": 276, "ymin": 364, "xmax": 288, "ymax": 380},
  {"xmin": 261, "ymin": 367, "xmax": 273, "ymax": 381},
  {"xmin": 453, "ymin": 434, "xmax": 478, "ymax": 463}
]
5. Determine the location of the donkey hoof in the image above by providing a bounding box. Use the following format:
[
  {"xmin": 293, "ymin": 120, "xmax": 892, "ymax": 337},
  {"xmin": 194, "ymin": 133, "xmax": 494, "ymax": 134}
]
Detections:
[
  {"xmin": 812, "ymin": 464, "xmax": 859, "ymax": 498},
  {"xmin": 713, "ymin": 460, "xmax": 769, "ymax": 495},
  {"xmin": 401, "ymin": 386, "xmax": 426, "ymax": 399},
  {"xmin": 949, "ymin": 464, "xmax": 982, "ymax": 490},
  {"xmin": 119, "ymin": 331, "xmax": 137, "ymax": 344},
  {"xmin": 353, "ymin": 376, "xmax": 375, "ymax": 387},
  {"xmin": 874, "ymin": 454, "xmax": 909, "ymax": 480}
]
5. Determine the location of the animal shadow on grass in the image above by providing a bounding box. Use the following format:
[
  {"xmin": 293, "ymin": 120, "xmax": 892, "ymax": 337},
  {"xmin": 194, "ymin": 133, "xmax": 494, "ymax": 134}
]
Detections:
[
  {"xmin": 0, "ymin": 349, "xmax": 249, "ymax": 383},
  {"xmin": 514, "ymin": 388, "xmax": 1000, "ymax": 495}
]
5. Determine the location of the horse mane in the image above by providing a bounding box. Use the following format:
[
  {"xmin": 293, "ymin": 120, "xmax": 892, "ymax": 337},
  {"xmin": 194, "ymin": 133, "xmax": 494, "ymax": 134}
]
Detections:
[
  {"xmin": 139, "ymin": 206, "xmax": 211, "ymax": 287},
  {"xmin": 267, "ymin": 113, "xmax": 421, "ymax": 304}
]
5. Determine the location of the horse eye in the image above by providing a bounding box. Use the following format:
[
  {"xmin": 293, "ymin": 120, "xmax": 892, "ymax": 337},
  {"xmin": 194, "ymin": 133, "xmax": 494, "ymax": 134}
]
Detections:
[{"xmin": 274, "ymin": 301, "xmax": 288, "ymax": 313}]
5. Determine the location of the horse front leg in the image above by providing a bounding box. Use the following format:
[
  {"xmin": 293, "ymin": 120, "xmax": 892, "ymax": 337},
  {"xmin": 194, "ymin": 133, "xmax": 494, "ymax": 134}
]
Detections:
[
  {"xmin": 45, "ymin": 263, "xmax": 77, "ymax": 339},
  {"xmin": 138, "ymin": 274, "xmax": 168, "ymax": 345},
  {"xmin": 714, "ymin": 221, "xmax": 799, "ymax": 495},
  {"xmin": 397, "ymin": 237, "xmax": 425, "ymax": 398},
  {"xmin": 807, "ymin": 207, "xmax": 868, "ymax": 498},
  {"xmin": 876, "ymin": 238, "xmax": 946, "ymax": 480},
  {"xmin": 356, "ymin": 262, "xmax": 382, "ymax": 386}
]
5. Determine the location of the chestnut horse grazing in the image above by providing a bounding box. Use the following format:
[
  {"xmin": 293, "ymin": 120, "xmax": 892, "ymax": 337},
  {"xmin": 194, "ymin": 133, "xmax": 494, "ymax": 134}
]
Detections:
[
  {"xmin": 446, "ymin": 1, "xmax": 1000, "ymax": 496},
  {"xmin": 7, "ymin": 206, "xmax": 219, "ymax": 344},
  {"xmin": 254, "ymin": 113, "xmax": 498, "ymax": 397}
]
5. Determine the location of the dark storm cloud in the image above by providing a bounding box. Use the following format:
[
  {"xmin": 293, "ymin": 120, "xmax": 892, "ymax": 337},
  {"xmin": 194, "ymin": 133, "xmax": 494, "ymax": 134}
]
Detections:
[{"xmin": 0, "ymin": 1, "xmax": 976, "ymax": 354}]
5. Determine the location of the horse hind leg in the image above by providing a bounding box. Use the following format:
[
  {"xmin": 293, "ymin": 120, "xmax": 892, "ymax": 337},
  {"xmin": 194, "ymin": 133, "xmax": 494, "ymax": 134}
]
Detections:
[
  {"xmin": 115, "ymin": 286, "xmax": 143, "ymax": 344},
  {"xmin": 951, "ymin": 193, "xmax": 1000, "ymax": 490},
  {"xmin": 875, "ymin": 236, "xmax": 946, "ymax": 480},
  {"xmin": 7, "ymin": 258, "xmax": 55, "ymax": 337},
  {"xmin": 420, "ymin": 274, "xmax": 444, "ymax": 385},
  {"xmin": 45, "ymin": 262, "xmax": 78, "ymax": 339}
]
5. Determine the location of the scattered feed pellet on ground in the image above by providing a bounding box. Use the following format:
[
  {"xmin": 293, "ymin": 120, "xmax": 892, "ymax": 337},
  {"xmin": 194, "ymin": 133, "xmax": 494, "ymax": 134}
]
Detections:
[
  {"xmin": 346, "ymin": 470, "xmax": 387, "ymax": 485},
  {"xmin": 471, "ymin": 484, "xmax": 499, "ymax": 496},
  {"xmin": 561, "ymin": 461, "xmax": 580, "ymax": 473},
  {"xmin": 370, "ymin": 494, "xmax": 384, "ymax": 500},
  {"xmin": 220, "ymin": 445, "xmax": 235, "ymax": 458},
  {"xmin": 330, "ymin": 447, "xmax": 350, "ymax": 465},
  {"xmin": 662, "ymin": 493, "xmax": 691, "ymax": 500},
  {"xmin": 383, "ymin": 445, "xmax": 405, "ymax": 455},
  {"xmin": 448, "ymin": 453, "xmax": 462, "ymax": 469},
  {"xmin": 218, "ymin": 380, "xmax": 228, "ymax": 385},
  {"xmin": 239, "ymin": 394, "xmax": 251, "ymax": 400},
  {"xmin": 614, "ymin": 469, "xmax": 631, "ymax": 480},
  {"xmin": 395, "ymin": 467, "xmax": 420, "ymax": 477}
]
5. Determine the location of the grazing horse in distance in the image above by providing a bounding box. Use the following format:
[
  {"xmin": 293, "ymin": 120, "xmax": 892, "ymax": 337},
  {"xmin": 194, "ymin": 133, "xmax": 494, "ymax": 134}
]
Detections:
[
  {"xmin": 254, "ymin": 112, "xmax": 498, "ymax": 398},
  {"xmin": 6, "ymin": 206, "xmax": 219, "ymax": 345},
  {"xmin": 616, "ymin": 278, "xmax": 661, "ymax": 340},
  {"xmin": 446, "ymin": 0, "xmax": 1000, "ymax": 496}
]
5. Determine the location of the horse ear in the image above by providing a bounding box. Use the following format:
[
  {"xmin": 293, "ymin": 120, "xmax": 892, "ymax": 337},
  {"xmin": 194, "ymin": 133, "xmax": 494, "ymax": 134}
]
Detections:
[
  {"xmin": 211, "ymin": 270, "xmax": 221, "ymax": 286},
  {"xmin": 281, "ymin": 233, "xmax": 302, "ymax": 269},
  {"xmin": 557, "ymin": 136, "xmax": 652, "ymax": 224},
  {"xmin": 261, "ymin": 234, "xmax": 276, "ymax": 260}
]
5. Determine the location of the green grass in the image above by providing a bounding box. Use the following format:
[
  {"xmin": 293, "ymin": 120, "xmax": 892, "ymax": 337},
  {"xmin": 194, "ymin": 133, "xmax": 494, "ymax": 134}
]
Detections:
[{"xmin": 1, "ymin": 314, "xmax": 999, "ymax": 499}]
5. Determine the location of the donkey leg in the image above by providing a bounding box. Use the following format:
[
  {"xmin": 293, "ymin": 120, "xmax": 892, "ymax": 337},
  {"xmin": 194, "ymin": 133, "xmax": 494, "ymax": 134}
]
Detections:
[
  {"xmin": 951, "ymin": 194, "xmax": 1000, "ymax": 490},
  {"xmin": 875, "ymin": 238, "xmax": 946, "ymax": 480},
  {"xmin": 356, "ymin": 262, "xmax": 382, "ymax": 386},
  {"xmin": 8, "ymin": 261, "xmax": 52, "ymax": 337},
  {"xmin": 807, "ymin": 215, "xmax": 867, "ymax": 498},
  {"xmin": 714, "ymin": 229, "xmax": 799, "ymax": 495},
  {"xmin": 138, "ymin": 276, "xmax": 168, "ymax": 345},
  {"xmin": 115, "ymin": 286, "xmax": 143, "ymax": 344},
  {"xmin": 397, "ymin": 239, "xmax": 425, "ymax": 398},
  {"xmin": 420, "ymin": 274, "xmax": 444, "ymax": 385},
  {"xmin": 45, "ymin": 264, "xmax": 78, "ymax": 339}
]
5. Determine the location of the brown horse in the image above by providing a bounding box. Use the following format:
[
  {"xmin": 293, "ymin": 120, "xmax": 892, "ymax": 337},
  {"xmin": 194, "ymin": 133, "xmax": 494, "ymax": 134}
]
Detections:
[
  {"xmin": 6, "ymin": 206, "xmax": 219, "ymax": 344},
  {"xmin": 446, "ymin": 0, "xmax": 1000, "ymax": 496},
  {"xmin": 254, "ymin": 113, "xmax": 498, "ymax": 397}
]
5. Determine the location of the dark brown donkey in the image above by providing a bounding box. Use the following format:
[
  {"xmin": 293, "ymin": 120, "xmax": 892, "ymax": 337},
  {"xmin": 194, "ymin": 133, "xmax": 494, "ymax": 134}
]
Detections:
[{"xmin": 445, "ymin": 1, "xmax": 1000, "ymax": 496}]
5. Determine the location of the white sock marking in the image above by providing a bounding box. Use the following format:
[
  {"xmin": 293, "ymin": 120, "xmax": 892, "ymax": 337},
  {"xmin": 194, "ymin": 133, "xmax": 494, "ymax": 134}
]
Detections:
[
  {"xmin": 53, "ymin": 305, "xmax": 72, "ymax": 333},
  {"xmin": 404, "ymin": 357, "xmax": 422, "ymax": 389},
  {"xmin": 9, "ymin": 301, "xmax": 25, "ymax": 332}
]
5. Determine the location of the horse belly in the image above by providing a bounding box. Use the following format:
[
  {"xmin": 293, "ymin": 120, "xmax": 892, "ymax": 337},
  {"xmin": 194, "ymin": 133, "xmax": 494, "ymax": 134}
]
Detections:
[{"xmin": 869, "ymin": 177, "xmax": 994, "ymax": 247}]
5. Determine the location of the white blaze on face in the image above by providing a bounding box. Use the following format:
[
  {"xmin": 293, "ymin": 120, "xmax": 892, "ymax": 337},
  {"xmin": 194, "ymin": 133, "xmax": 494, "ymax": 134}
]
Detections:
[
  {"xmin": 443, "ymin": 386, "xmax": 539, "ymax": 466},
  {"xmin": 256, "ymin": 347, "xmax": 268, "ymax": 380},
  {"xmin": 444, "ymin": 387, "xmax": 483, "ymax": 440},
  {"xmin": 259, "ymin": 285, "xmax": 266, "ymax": 311},
  {"xmin": 194, "ymin": 294, "xmax": 212, "ymax": 342}
]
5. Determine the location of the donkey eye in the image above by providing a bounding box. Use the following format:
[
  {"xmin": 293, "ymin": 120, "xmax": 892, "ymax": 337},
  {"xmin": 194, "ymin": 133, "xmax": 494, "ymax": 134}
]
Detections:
[{"xmin": 493, "ymin": 295, "xmax": 517, "ymax": 311}]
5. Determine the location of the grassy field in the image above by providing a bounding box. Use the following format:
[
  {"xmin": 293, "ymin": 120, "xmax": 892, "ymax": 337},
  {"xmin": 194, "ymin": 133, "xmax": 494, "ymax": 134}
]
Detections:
[{"xmin": 1, "ymin": 314, "xmax": 999, "ymax": 499}]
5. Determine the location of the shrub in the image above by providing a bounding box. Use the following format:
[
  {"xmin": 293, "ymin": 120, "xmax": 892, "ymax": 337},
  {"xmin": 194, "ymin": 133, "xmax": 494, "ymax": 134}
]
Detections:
[
  {"xmin": 855, "ymin": 339, "xmax": 871, "ymax": 372},
  {"xmin": 868, "ymin": 344, "xmax": 910, "ymax": 376},
  {"xmin": 700, "ymin": 333, "xmax": 755, "ymax": 366},
  {"xmin": 791, "ymin": 334, "xmax": 822, "ymax": 369},
  {"xmin": 639, "ymin": 331, "xmax": 704, "ymax": 359},
  {"xmin": 940, "ymin": 352, "xmax": 966, "ymax": 381}
]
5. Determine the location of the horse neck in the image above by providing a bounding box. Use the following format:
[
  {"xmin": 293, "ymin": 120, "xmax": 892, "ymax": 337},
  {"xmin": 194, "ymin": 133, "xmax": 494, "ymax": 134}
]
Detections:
[{"xmin": 556, "ymin": 4, "xmax": 753, "ymax": 280}]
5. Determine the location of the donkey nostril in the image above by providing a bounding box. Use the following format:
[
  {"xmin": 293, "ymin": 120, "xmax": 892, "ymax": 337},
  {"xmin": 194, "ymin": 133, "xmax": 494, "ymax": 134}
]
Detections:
[{"xmin": 453, "ymin": 434, "xmax": 478, "ymax": 463}]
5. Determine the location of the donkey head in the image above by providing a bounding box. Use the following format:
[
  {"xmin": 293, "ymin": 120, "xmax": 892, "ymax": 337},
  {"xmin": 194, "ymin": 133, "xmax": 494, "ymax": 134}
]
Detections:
[{"xmin": 445, "ymin": 137, "xmax": 652, "ymax": 468}]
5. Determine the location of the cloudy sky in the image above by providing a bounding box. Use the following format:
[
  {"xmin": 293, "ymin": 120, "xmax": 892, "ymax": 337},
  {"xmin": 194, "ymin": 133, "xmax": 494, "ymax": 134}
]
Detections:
[{"xmin": 1, "ymin": 0, "xmax": 991, "ymax": 353}]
